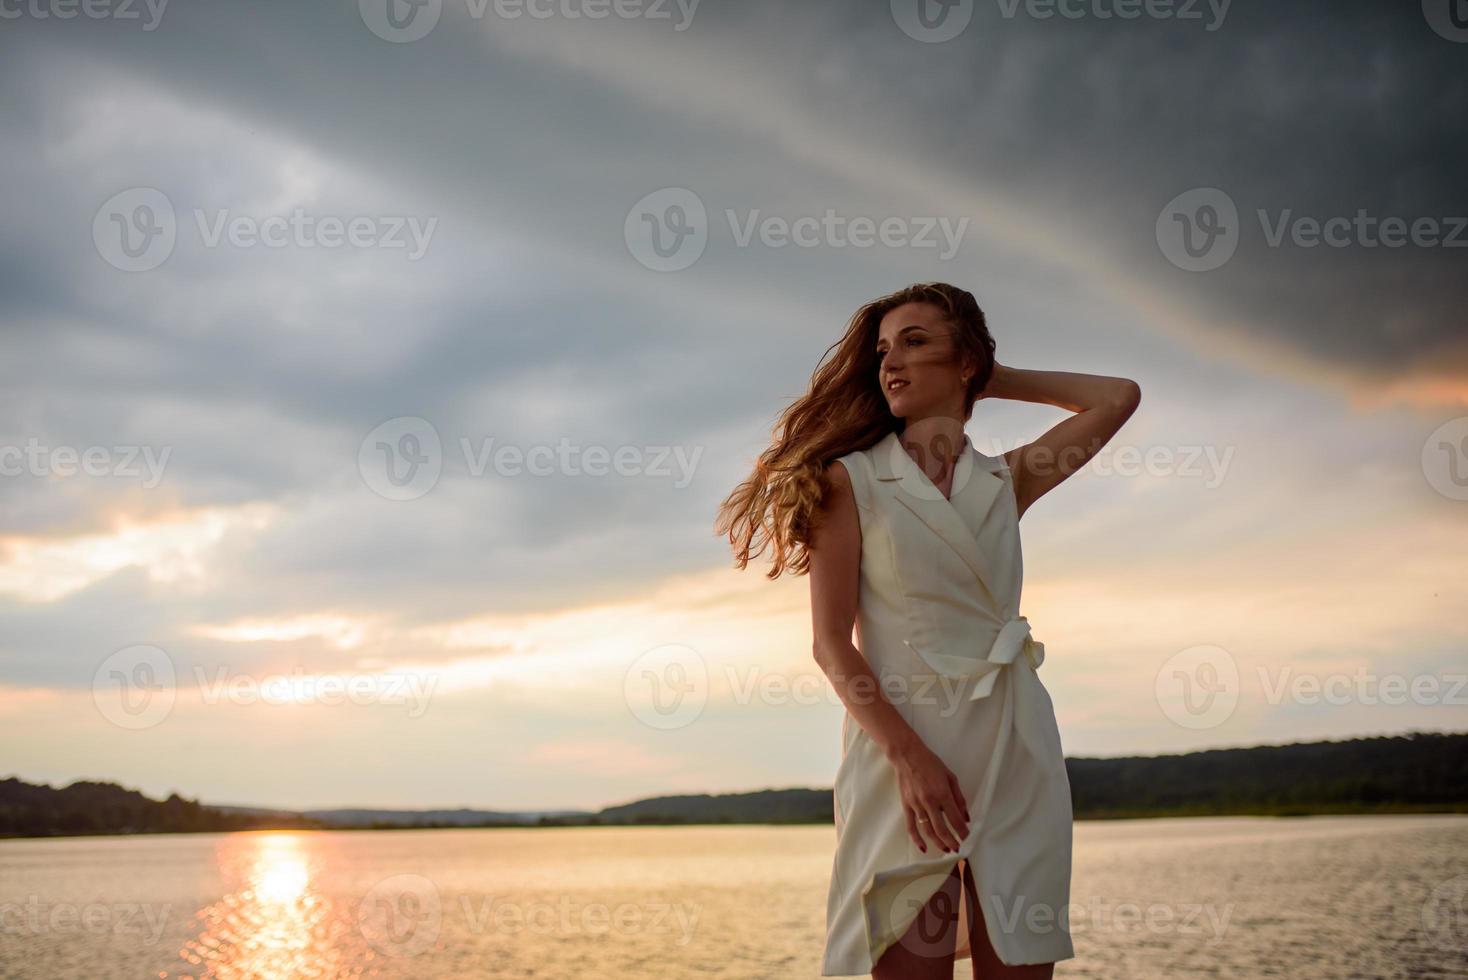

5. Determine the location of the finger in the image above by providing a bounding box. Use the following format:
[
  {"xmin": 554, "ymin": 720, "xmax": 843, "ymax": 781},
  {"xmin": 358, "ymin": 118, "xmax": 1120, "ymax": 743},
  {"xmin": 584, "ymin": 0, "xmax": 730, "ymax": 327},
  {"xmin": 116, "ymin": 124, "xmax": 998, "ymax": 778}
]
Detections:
[
  {"xmin": 947, "ymin": 773, "xmax": 972, "ymax": 835},
  {"xmin": 925, "ymin": 804, "xmax": 959, "ymax": 852},
  {"xmin": 916, "ymin": 807, "xmax": 940, "ymax": 851},
  {"xmin": 918, "ymin": 813, "xmax": 940, "ymax": 852},
  {"xmin": 936, "ymin": 805, "xmax": 963, "ymax": 852},
  {"xmin": 904, "ymin": 807, "xmax": 927, "ymax": 853},
  {"xmin": 943, "ymin": 795, "xmax": 969, "ymax": 844}
]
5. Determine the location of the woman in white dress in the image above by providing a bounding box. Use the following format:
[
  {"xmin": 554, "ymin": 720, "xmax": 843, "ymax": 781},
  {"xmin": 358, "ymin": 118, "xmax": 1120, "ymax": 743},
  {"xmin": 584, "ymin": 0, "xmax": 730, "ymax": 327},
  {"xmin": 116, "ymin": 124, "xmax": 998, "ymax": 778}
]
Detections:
[{"xmin": 716, "ymin": 283, "xmax": 1140, "ymax": 978}]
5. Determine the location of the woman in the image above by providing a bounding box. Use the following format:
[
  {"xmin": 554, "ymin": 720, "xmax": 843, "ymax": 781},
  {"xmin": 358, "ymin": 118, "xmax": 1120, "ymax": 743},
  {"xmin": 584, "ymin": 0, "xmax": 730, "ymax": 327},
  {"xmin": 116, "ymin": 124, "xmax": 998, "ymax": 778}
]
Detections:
[{"xmin": 716, "ymin": 282, "xmax": 1140, "ymax": 978}]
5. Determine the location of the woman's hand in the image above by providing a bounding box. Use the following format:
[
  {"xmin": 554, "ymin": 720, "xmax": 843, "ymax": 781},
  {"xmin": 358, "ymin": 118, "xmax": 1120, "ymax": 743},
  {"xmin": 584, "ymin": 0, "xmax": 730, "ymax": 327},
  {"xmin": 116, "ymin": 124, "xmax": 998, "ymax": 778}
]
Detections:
[
  {"xmin": 890, "ymin": 740, "xmax": 971, "ymax": 853},
  {"xmin": 975, "ymin": 361, "xmax": 1009, "ymax": 401}
]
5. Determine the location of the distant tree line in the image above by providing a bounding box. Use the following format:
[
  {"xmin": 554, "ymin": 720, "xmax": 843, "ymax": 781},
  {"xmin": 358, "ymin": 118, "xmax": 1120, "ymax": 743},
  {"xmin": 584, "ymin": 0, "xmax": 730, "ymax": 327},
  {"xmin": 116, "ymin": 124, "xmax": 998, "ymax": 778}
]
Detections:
[
  {"xmin": 0, "ymin": 778, "xmax": 319, "ymax": 838},
  {"xmin": 1065, "ymin": 731, "xmax": 1468, "ymax": 818},
  {"xmin": 4, "ymin": 733, "xmax": 1464, "ymax": 838},
  {"xmin": 588, "ymin": 733, "xmax": 1467, "ymax": 824}
]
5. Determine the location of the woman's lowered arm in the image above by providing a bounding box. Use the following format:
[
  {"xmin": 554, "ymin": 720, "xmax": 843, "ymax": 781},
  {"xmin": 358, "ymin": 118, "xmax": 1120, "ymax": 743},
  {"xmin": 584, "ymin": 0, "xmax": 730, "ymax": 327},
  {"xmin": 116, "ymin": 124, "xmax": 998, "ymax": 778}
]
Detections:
[{"xmin": 808, "ymin": 459, "xmax": 970, "ymax": 853}]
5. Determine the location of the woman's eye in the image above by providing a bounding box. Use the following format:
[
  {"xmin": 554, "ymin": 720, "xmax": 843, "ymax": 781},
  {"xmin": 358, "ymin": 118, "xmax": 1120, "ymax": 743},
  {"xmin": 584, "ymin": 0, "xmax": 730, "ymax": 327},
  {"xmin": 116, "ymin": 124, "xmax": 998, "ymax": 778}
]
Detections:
[{"xmin": 878, "ymin": 337, "xmax": 925, "ymax": 359}]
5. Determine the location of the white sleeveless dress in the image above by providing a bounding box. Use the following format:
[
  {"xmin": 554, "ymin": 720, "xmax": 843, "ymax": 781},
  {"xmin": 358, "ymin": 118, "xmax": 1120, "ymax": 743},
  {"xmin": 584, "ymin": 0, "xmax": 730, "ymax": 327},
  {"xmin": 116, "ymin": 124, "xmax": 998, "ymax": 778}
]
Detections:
[{"xmin": 820, "ymin": 429, "xmax": 1075, "ymax": 975}]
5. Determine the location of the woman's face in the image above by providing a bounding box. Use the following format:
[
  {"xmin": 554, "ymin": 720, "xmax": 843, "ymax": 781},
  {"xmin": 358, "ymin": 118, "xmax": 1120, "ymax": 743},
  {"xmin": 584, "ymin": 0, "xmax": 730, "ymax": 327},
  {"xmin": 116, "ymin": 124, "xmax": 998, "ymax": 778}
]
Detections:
[{"xmin": 876, "ymin": 301, "xmax": 970, "ymax": 420}]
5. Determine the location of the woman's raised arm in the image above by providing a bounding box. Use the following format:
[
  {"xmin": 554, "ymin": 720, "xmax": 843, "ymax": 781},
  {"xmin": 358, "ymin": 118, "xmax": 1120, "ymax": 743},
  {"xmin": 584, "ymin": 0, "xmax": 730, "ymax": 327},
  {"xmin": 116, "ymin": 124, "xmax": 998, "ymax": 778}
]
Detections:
[{"xmin": 983, "ymin": 364, "xmax": 1142, "ymax": 519}]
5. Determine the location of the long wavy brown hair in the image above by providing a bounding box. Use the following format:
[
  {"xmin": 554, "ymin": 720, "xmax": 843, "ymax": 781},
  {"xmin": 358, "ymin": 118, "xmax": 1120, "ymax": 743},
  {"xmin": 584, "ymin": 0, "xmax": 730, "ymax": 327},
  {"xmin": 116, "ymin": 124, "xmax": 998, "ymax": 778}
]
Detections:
[{"xmin": 715, "ymin": 282, "xmax": 996, "ymax": 579}]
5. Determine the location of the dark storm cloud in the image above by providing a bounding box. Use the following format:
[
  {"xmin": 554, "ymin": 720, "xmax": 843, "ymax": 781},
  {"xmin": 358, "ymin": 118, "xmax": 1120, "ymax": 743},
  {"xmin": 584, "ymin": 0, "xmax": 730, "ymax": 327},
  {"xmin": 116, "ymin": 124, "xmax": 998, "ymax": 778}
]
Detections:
[
  {"xmin": 5, "ymin": 0, "xmax": 1458, "ymax": 398},
  {"xmin": 2, "ymin": 0, "xmax": 1463, "ymax": 688},
  {"xmin": 698, "ymin": 0, "xmax": 1468, "ymax": 386}
]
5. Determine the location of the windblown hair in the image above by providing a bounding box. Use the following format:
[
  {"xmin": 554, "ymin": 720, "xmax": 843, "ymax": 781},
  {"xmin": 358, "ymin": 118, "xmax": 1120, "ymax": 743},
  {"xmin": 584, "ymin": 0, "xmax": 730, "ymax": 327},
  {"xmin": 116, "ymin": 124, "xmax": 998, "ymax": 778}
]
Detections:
[{"xmin": 715, "ymin": 282, "xmax": 996, "ymax": 579}]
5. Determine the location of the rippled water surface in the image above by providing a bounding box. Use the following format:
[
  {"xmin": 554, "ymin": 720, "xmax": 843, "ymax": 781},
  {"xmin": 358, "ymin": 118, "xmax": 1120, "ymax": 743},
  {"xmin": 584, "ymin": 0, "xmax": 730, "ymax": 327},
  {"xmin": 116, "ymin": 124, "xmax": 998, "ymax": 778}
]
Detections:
[{"xmin": 1, "ymin": 815, "xmax": 1465, "ymax": 978}]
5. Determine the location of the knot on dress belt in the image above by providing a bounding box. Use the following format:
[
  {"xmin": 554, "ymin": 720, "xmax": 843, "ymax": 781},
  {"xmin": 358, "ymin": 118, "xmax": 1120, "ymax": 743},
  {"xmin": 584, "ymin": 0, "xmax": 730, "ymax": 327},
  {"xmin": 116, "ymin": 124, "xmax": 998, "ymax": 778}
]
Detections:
[{"xmin": 967, "ymin": 616, "xmax": 1046, "ymax": 702}]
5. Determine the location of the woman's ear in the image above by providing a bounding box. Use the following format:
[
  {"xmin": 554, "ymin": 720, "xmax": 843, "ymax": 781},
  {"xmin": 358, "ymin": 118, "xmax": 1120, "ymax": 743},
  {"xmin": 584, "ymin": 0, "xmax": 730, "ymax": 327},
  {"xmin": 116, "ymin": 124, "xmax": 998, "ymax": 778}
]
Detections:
[
  {"xmin": 961, "ymin": 351, "xmax": 979, "ymax": 386},
  {"xmin": 968, "ymin": 354, "xmax": 991, "ymax": 402}
]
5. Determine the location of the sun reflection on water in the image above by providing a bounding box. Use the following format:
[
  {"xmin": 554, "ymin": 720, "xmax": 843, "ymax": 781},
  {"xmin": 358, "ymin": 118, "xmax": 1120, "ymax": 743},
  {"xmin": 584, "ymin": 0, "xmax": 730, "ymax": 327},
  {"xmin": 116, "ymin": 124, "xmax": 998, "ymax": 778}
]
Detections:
[
  {"xmin": 169, "ymin": 833, "xmax": 377, "ymax": 979},
  {"xmin": 252, "ymin": 837, "xmax": 309, "ymax": 905}
]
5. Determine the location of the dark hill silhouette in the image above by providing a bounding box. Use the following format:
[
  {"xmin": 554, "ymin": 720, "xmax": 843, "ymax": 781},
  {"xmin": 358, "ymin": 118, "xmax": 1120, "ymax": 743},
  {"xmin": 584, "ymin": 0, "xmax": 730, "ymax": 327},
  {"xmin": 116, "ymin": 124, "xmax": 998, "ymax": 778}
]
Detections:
[
  {"xmin": 1065, "ymin": 730, "xmax": 1468, "ymax": 817},
  {"xmin": 3, "ymin": 732, "xmax": 1463, "ymax": 839},
  {"xmin": 0, "ymin": 777, "xmax": 321, "ymax": 837}
]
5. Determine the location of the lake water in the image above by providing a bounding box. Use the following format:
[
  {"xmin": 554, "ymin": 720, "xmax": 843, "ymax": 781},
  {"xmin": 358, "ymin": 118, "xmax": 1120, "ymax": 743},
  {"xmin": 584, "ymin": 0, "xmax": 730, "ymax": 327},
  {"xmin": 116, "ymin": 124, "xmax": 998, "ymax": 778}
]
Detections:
[{"xmin": 1, "ymin": 815, "xmax": 1465, "ymax": 978}]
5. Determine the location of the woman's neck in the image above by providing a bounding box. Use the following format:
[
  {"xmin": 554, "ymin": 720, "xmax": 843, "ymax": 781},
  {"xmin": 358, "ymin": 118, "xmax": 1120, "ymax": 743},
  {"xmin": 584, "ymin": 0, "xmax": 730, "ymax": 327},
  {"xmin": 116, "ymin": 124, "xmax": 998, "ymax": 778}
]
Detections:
[{"xmin": 899, "ymin": 417, "xmax": 968, "ymax": 483}]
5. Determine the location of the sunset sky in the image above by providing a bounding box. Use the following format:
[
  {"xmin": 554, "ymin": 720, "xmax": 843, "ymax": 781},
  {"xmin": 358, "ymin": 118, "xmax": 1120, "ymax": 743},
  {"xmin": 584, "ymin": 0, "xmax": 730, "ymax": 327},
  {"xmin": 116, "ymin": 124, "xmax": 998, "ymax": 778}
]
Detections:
[{"xmin": 2, "ymin": 0, "xmax": 1465, "ymax": 811}]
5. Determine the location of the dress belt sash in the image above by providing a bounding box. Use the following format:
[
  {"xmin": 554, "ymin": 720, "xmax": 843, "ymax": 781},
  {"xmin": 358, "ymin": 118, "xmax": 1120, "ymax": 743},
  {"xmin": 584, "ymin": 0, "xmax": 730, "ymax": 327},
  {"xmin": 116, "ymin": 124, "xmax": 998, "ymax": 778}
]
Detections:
[{"xmin": 965, "ymin": 615, "xmax": 1046, "ymax": 702}]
